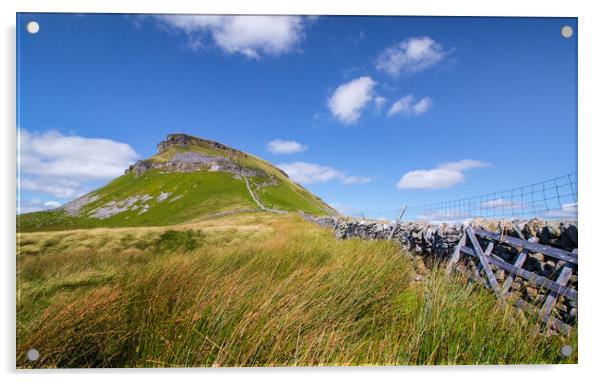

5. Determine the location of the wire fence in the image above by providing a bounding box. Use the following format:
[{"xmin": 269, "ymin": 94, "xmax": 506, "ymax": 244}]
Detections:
[{"xmin": 400, "ymin": 173, "xmax": 578, "ymax": 222}]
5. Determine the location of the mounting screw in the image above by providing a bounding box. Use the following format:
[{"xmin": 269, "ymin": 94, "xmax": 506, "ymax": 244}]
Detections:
[
  {"xmin": 560, "ymin": 344, "xmax": 572, "ymax": 357},
  {"xmin": 26, "ymin": 348, "xmax": 40, "ymax": 362},
  {"xmin": 560, "ymin": 25, "xmax": 573, "ymax": 39},
  {"xmin": 26, "ymin": 21, "xmax": 40, "ymax": 34}
]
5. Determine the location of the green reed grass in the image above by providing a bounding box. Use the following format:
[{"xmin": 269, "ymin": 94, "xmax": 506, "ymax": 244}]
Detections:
[{"xmin": 16, "ymin": 214, "xmax": 577, "ymax": 367}]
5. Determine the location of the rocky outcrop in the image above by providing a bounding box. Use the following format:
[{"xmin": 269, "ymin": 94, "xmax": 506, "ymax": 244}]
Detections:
[
  {"xmin": 124, "ymin": 133, "xmax": 293, "ymax": 182},
  {"xmin": 125, "ymin": 151, "xmax": 267, "ymax": 178},
  {"xmin": 157, "ymin": 133, "xmax": 242, "ymax": 155},
  {"xmin": 127, "ymin": 159, "xmax": 154, "ymax": 176},
  {"xmin": 89, "ymin": 194, "xmax": 153, "ymax": 219},
  {"xmin": 60, "ymin": 194, "xmax": 99, "ymax": 216}
]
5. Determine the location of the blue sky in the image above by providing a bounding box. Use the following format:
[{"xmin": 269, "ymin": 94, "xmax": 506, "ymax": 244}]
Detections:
[{"xmin": 17, "ymin": 14, "xmax": 577, "ymax": 218}]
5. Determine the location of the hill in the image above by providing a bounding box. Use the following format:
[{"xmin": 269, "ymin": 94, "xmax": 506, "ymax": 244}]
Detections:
[{"xmin": 18, "ymin": 133, "xmax": 336, "ymax": 231}]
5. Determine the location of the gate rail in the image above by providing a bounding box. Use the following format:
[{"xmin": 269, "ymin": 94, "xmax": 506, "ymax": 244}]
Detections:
[{"xmin": 447, "ymin": 226, "xmax": 578, "ymax": 334}]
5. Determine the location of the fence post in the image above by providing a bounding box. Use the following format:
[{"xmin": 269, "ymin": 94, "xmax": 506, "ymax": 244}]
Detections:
[
  {"xmin": 466, "ymin": 227, "xmax": 504, "ymax": 300},
  {"xmin": 540, "ymin": 265, "xmax": 574, "ymax": 325},
  {"xmin": 501, "ymin": 251, "xmax": 527, "ymax": 297},
  {"xmin": 387, "ymin": 205, "xmax": 406, "ymax": 241}
]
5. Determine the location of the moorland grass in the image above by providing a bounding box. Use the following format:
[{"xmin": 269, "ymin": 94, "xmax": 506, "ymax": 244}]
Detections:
[{"xmin": 16, "ymin": 213, "xmax": 577, "ymax": 367}]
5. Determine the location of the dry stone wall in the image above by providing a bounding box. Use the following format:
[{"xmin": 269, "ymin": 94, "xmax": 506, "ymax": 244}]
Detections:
[{"xmin": 300, "ymin": 213, "xmax": 578, "ymax": 325}]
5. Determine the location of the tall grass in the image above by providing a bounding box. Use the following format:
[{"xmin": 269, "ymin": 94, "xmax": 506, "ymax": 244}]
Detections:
[{"xmin": 16, "ymin": 214, "xmax": 576, "ymax": 367}]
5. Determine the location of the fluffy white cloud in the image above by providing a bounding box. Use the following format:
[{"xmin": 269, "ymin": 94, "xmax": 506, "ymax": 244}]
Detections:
[
  {"xmin": 397, "ymin": 159, "xmax": 489, "ymax": 190},
  {"xmin": 387, "ymin": 95, "xmax": 433, "ymax": 117},
  {"xmin": 17, "ymin": 198, "xmax": 61, "ymax": 214},
  {"xmin": 278, "ymin": 161, "xmax": 372, "ymax": 185},
  {"xmin": 387, "ymin": 95, "xmax": 414, "ymax": 117},
  {"xmin": 397, "ymin": 168, "xmax": 464, "ymax": 189},
  {"xmin": 154, "ymin": 15, "xmax": 307, "ymax": 59},
  {"xmin": 18, "ymin": 129, "xmax": 139, "ymax": 199},
  {"xmin": 266, "ymin": 139, "xmax": 308, "ymax": 154},
  {"xmin": 376, "ymin": 36, "xmax": 446, "ymax": 77},
  {"xmin": 327, "ymin": 76, "xmax": 376, "ymax": 124}
]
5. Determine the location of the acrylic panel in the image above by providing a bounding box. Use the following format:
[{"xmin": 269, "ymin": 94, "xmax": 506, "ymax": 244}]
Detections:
[{"xmin": 16, "ymin": 13, "xmax": 578, "ymax": 368}]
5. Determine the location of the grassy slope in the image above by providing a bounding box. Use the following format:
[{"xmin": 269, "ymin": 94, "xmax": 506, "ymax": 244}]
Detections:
[
  {"xmin": 18, "ymin": 170, "xmax": 255, "ymax": 231},
  {"xmin": 18, "ymin": 143, "xmax": 333, "ymax": 232},
  {"xmin": 17, "ymin": 213, "xmax": 576, "ymax": 367}
]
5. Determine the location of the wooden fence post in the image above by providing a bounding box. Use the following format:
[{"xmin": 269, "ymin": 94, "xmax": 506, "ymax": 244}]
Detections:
[
  {"xmin": 447, "ymin": 226, "xmax": 576, "ymax": 331},
  {"xmin": 501, "ymin": 251, "xmax": 527, "ymax": 297},
  {"xmin": 388, "ymin": 205, "xmax": 407, "ymax": 241},
  {"xmin": 472, "ymin": 242, "xmax": 494, "ymax": 281},
  {"xmin": 540, "ymin": 265, "xmax": 574, "ymax": 325},
  {"xmin": 466, "ymin": 227, "xmax": 504, "ymax": 300}
]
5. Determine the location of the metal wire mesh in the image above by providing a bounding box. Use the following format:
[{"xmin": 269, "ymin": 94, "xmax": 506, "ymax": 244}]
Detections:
[{"xmin": 401, "ymin": 173, "xmax": 577, "ymax": 222}]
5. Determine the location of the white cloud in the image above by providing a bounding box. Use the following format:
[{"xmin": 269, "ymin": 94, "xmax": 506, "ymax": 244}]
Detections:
[
  {"xmin": 417, "ymin": 209, "xmax": 469, "ymax": 223},
  {"xmin": 17, "ymin": 198, "xmax": 61, "ymax": 214},
  {"xmin": 327, "ymin": 76, "xmax": 376, "ymax": 124},
  {"xmin": 544, "ymin": 202, "xmax": 578, "ymax": 219},
  {"xmin": 341, "ymin": 175, "xmax": 373, "ymax": 185},
  {"xmin": 397, "ymin": 159, "xmax": 489, "ymax": 190},
  {"xmin": 278, "ymin": 162, "xmax": 340, "ymax": 184},
  {"xmin": 18, "ymin": 129, "xmax": 139, "ymax": 199},
  {"xmin": 374, "ymin": 96, "xmax": 386, "ymax": 114},
  {"xmin": 412, "ymin": 97, "xmax": 433, "ymax": 115},
  {"xmin": 387, "ymin": 95, "xmax": 433, "ymax": 117},
  {"xmin": 438, "ymin": 159, "xmax": 489, "ymax": 172},
  {"xmin": 20, "ymin": 177, "xmax": 82, "ymax": 199},
  {"xmin": 376, "ymin": 36, "xmax": 446, "ymax": 77},
  {"xmin": 329, "ymin": 202, "xmax": 363, "ymax": 217},
  {"xmin": 480, "ymin": 198, "xmax": 524, "ymax": 210},
  {"xmin": 387, "ymin": 95, "xmax": 414, "ymax": 117},
  {"xmin": 397, "ymin": 168, "xmax": 464, "ymax": 189},
  {"xmin": 266, "ymin": 139, "xmax": 308, "ymax": 155},
  {"xmin": 278, "ymin": 161, "xmax": 372, "ymax": 185},
  {"xmin": 154, "ymin": 15, "xmax": 307, "ymax": 59},
  {"xmin": 44, "ymin": 200, "xmax": 61, "ymax": 209}
]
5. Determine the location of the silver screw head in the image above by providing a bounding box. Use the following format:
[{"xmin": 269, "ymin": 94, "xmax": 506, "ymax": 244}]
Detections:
[
  {"xmin": 560, "ymin": 344, "xmax": 573, "ymax": 357},
  {"xmin": 26, "ymin": 21, "xmax": 40, "ymax": 34},
  {"xmin": 561, "ymin": 25, "xmax": 573, "ymax": 39},
  {"xmin": 26, "ymin": 348, "xmax": 39, "ymax": 362}
]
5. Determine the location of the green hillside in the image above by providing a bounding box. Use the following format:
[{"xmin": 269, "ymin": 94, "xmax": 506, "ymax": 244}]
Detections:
[{"xmin": 18, "ymin": 134, "xmax": 336, "ymax": 232}]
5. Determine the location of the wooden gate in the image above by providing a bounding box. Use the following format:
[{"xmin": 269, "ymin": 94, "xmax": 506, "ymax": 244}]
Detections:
[{"xmin": 447, "ymin": 226, "xmax": 578, "ymax": 334}]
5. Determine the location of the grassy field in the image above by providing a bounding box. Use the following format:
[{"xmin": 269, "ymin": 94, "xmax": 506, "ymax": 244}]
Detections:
[{"xmin": 16, "ymin": 213, "xmax": 577, "ymax": 367}]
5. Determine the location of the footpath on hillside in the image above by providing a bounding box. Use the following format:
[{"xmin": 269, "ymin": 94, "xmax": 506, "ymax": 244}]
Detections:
[{"xmin": 242, "ymin": 175, "xmax": 287, "ymax": 214}]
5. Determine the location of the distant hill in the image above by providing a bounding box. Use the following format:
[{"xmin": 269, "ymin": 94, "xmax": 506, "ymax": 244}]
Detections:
[{"xmin": 18, "ymin": 133, "xmax": 336, "ymax": 231}]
